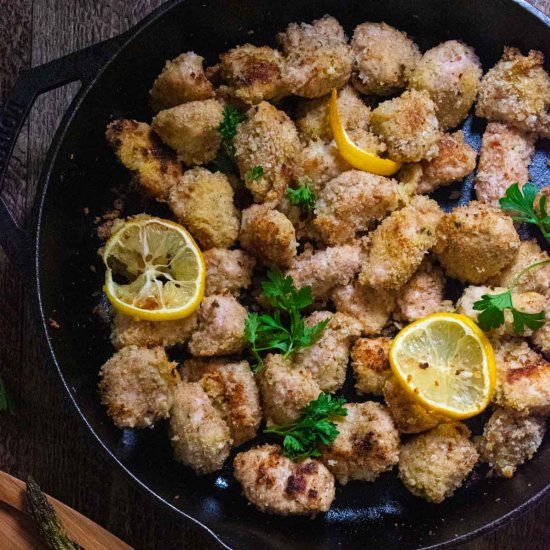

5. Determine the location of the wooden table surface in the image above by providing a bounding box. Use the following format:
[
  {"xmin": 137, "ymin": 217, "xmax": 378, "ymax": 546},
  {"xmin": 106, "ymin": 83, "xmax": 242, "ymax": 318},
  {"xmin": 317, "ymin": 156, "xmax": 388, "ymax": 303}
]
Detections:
[{"xmin": 1, "ymin": 1, "xmax": 549, "ymax": 549}]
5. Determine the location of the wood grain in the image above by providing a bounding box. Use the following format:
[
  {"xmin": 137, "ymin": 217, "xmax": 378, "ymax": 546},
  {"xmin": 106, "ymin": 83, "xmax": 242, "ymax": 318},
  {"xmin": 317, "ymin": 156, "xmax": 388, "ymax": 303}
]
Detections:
[{"xmin": 0, "ymin": 2, "xmax": 549, "ymax": 549}]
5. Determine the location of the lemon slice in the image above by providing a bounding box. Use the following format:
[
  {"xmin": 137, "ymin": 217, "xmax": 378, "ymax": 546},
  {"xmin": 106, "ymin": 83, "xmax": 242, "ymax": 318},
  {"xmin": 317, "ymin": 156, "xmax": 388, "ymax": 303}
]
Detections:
[
  {"xmin": 389, "ymin": 313, "xmax": 496, "ymax": 419},
  {"xmin": 102, "ymin": 216, "xmax": 205, "ymax": 321}
]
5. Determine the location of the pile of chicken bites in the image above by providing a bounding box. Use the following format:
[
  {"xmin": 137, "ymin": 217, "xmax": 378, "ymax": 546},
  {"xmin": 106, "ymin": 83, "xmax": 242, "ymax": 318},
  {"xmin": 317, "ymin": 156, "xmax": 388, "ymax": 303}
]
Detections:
[{"xmin": 98, "ymin": 16, "xmax": 550, "ymax": 515}]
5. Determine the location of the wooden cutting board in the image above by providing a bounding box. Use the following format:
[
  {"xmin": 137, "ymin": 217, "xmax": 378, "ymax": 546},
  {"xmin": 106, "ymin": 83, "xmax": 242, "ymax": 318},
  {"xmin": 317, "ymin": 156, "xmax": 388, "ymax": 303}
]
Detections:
[{"xmin": 0, "ymin": 471, "xmax": 132, "ymax": 550}]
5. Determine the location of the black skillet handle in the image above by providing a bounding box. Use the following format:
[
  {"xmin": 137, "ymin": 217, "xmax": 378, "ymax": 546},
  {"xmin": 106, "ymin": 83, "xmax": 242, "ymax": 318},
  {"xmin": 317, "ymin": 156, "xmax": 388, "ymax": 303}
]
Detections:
[{"xmin": 0, "ymin": 35, "xmax": 125, "ymax": 281}]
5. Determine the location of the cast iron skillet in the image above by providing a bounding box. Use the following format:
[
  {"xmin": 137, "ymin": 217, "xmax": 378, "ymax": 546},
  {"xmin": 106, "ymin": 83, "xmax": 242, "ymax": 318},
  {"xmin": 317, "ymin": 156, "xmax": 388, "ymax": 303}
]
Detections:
[{"xmin": 1, "ymin": 1, "xmax": 550, "ymax": 548}]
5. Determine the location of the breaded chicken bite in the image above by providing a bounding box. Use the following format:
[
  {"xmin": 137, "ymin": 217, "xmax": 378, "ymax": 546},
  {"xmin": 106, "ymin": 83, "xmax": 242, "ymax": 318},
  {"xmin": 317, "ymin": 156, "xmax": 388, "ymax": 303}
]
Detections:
[
  {"xmin": 99, "ymin": 346, "xmax": 178, "ymax": 429},
  {"xmin": 322, "ymin": 402, "xmax": 400, "ymax": 484},
  {"xmin": 204, "ymin": 248, "xmax": 256, "ymax": 296},
  {"xmin": 487, "ymin": 240, "xmax": 550, "ymax": 297},
  {"xmin": 398, "ymin": 422, "xmax": 478, "ymax": 503},
  {"xmin": 359, "ymin": 196, "xmax": 442, "ymax": 290},
  {"xmin": 293, "ymin": 311, "xmax": 361, "ymax": 393},
  {"xmin": 435, "ymin": 201, "xmax": 520, "ymax": 284},
  {"xmin": 417, "ymin": 131, "xmax": 477, "ymax": 194},
  {"xmin": 169, "ymin": 381, "xmax": 231, "ymax": 474},
  {"xmin": 332, "ymin": 283, "xmax": 396, "ymax": 335},
  {"xmin": 493, "ymin": 338, "xmax": 550, "ymax": 415},
  {"xmin": 168, "ymin": 167, "xmax": 240, "ymax": 249},
  {"xmin": 188, "ymin": 295, "xmax": 247, "ymax": 357},
  {"xmin": 475, "ymin": 123, "xmax": 535, "ymax": 207},
  {"xmin": 276, "ymin": 195, "xmax": 320, "ymax": 242},
  {"xmin": 532, "ymin": 298, "xmax": 550, "ymax": 357},
  {"xmin": 394, "ymin": 261, "xmax": 452, "ymax": 322},
  {"xmin": 105, "ymin": 119, "xmax": 182, "ymax": 200},
  {"xmin": 234, "ymin": 444, "xmax": 335, "ymax": 516},
  {"xmin": 383, "ymin": 376, "xmax": 444, "ymax": 434},
  {"xmin": 219, "ymin": 44, "xmax": 286, "ymax": 104},
  {"xmin": 183, "ymin": 358, "xmax": 261, "ymax": 446},
  {"xmin": 476, "ymin": 48, "xmax": 550, "ymax": 137},
  {"xmin": 286, "ymin": 243, "xmax": 363, "ymax": 300},
  {"xmin": 110, "ymin": 311, "xmax": 198, "ymax": 349},
  {"xmin": 351, "ymin": 337, "xmax": 392, "ymax": 395},
  {"xmin": 408, "ymin": 40, "xmax": 482, "ymax": 130},
  {"xmin": 370, "ymin": 89, "xmax": 440, "ymax": 163},
  {"xmin": 152, "ymin": 99, "xmax": 223, "ymax": 166},
  {"xmin": 234, "ymin": 101, "xmax": 301, "ymax": 205},
  {"xmin": 257, "ymin": 354, "xmax": 321, "ymax": 425},
  {"xmin": 296, "ymin": 85, "xmax": 372, "ymax": 142},
  {"xmin": 478, "ymin": 407, "xmax": 546, "ymax": 478},
  {"xmin": 313, "ymin": 170, "xmax": 401, "ymax": 245},
  {"xmin": 149, "ymin": 52, "xmax": 214, "ymax": 112},
  {"xmin": 239, "ymin": 204, "xmax": 297, "ymax": 267},
  {"xmin": 351, "ymin": 22, "xmax": 421, "ymax": 96},
  {"xmin": 278, "ymin": 15, "xmax": 352, "ymax": 98}
]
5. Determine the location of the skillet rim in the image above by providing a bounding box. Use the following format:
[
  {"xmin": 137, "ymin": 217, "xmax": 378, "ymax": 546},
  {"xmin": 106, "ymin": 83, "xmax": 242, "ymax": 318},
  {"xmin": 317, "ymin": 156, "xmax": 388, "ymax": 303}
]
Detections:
[{"xmin": 29, "ymin": 1, "xmax": 550, "ymax": 548}]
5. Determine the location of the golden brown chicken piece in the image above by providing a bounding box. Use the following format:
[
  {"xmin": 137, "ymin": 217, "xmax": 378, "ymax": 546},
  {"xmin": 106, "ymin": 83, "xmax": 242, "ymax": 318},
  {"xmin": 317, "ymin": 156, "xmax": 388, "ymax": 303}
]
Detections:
[
  {"xmin": 149, "ymin": 52, "xmax": 214, "ymax": 112},
  {"xmin": 234, "ymin": 101, "xmax": 301, "ymax": 205},
  {"xmin": 152, "ymin": 99, "xmax": 223, "ymax": 166},
  {"xmin": 278, "ymin": 15, "xmax": 352, "ymax": 98},
  {"xmin": 105, "ymin": 119, "xmax": 182, "ymax": 200},
  {"xmin": 408, "ymin": 40, "xmax": 482, "ymax": 130},
  {"xmin": 351, "ymin": 337, "xmax": 392, "ymax": 396},
  {"xmin": 476, "ymin": 48, "xmax": 550, "ymax": 137},
  {"xmin": 204, "ymin": 248, "xmax": 256, "ymax": 296},
  {"xmin": 350, "ymin": 22, "xmax": 420, "ymax": 96},
  {"xmin": 234, "ymin": 444, "xmax": 335, "ymax": 516}
]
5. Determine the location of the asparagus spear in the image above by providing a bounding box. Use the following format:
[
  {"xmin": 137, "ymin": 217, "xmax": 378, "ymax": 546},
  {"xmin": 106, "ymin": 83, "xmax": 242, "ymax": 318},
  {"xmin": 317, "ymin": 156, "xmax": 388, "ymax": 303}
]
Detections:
[{"xmin": 26, "ymin": 476, "xmax": 83, "ymax": 550}]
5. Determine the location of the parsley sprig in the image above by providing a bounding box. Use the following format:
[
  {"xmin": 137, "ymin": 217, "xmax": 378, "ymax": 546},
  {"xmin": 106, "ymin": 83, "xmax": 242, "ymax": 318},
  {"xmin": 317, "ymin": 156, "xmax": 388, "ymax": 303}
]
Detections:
[
  {"xmin": 211, "ymin": 105, "xmax": 245, "ymax": 174},
  {"xmin": 473, "ymin": 259, "xmax": 550, "ymax": 333},
  {"xmin": 244, "ymin": 270, "xmax": 329, "ymax": 372},
  {"xmin": 499, "ymin": 182, "xmax": 550, "ymax": 237},
  {"xmin": 264, "ymin": 393, "xmax": 347, "ymax": 461},
  {"xmin": 245, "ymin": 165, "xmax": 264, "ymax": 182},
  {"xmin": 286, "ymin": 179, "xmax": 316, "ymax": 214}
]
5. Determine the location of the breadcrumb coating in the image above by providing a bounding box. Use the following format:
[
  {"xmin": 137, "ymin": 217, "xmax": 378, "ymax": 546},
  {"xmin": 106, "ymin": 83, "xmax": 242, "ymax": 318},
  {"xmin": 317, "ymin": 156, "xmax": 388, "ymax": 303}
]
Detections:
[
  {"xmin": 383, "ymin": 376, "xmax": 443, "ymax": 434},
  {"xmin": 294, "ymin": 140, "xmax": 350, "ymax": 189},
  {"xmin": 234, "ymin": 444, "xmax": 335, "ymax": 515},
  {"xmin": 493, "ymin": 338, "xmax": 550, "ymax": 415},
  {"xmin": 99, "ymin": 345, "xmax": 178, "ymax": 429},
  {"xmin": 475, "ymin": 123, "xmax": 535, "ymax": 207},
  {"xmin": 478, "ymin": 407, "xmax": 546, "ymax": 478},
  {"xmin": 239, "ymin": 204, "xmax": 297, "ymax": 267},
  {"xmin": 293, "ymin": 311, "xmax": 361, "ymax": 393},
  {"xmin": 219, "ymin": 44, "xmax": 286, "ymax": 104},
  {"xmin": 105, "ymin": 119, "xmax": 182, "ymax": 200},
  {"xmin": 398, "ymin": 422, "xmax": 478, "ymax": 503},
  {"xmin": 169, "ymin": 381, "xmax": 231, "ymax": 474},
  {"xmin": 476, "ymin": 47, "xmax": 550, "ymax": 137},
  {"xmin": 532, "ymin": 300, "xmax": 550, "ymax": 358},
  {"xmin": 278, "ymin": 15, "xmax": 352, "ymax": 98},
  {"xmin": 188, "ymin": 295, "xmax": 247, "ymax": 357},
  {"xmin": 322, "ymin": 402, "xmax": 400, "ymax": 484},
  {"xmin": 168, "ymin": 167, "xmax": 240, "ymax": 249},
  {"xmin": 351, "ymin": 22, "xmax": 420, "ymax": 96},
  {"xmin": 276, "ymin": 196, "xmax": 320, "ymax": 242},
  {"xmin": 409, "ymin": 40, "xmax": 482, "ymax": 130},
  {"xmin": 418, "ymin": 131, "xmax": 477, "ymax": 194},
  {"xmin": 313, "ymin": 170, "xmax": 401, "ymax": 245},
  {"xmin": 286, "ymin": 243, "xmax": 364, "ymax": 300},
  {"xmin": 152, "ymin": 99, "xmax": 223, "ymax": 166},
  {"xmin": 183, "ymin": 358, "xmax": 261, "ymax": 446},
  {"xmin": 110, "ymin": 311, "xmax": 197, "ymax": 349},
  {"xmin": 234, "ymin": 101, "xmax": 301, "ymax": 205},
  {"xmin": 149, "ymin": 52, "xmax": 214, "ymax": 112},
  {"xmin": 359, "ymin": 195, "xmax": 442, "ymax": 290},
  {"xmin": 331, "ymin": 283, "xmax": 396, "ymax": 335},
  {"xmin": 370, "ymin": 89, "xmax": 440, "ymax": 163},
  {"xmin": 257, "ymin": 353, "xmax": 321, "ymax": 425},
  {"xmin": 204, "ymin": 248, "xmax": 256, "ymax": 296},
  {"xmin": 394, "ymin": 260, "xmax": 452, "ymax": 322},
  {"xmin": 351, "ymin": 337, "xmax": 392, "ymax": 396},
  {"xmin": 435, "ymin": 201, "xmax": 520, "ymax": 284}
]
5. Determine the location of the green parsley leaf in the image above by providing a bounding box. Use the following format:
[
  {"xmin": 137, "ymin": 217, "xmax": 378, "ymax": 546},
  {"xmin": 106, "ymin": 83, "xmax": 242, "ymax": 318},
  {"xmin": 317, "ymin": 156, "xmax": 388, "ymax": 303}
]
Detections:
[
  {"xmin": 511, "ymin": 309, "xmax": 546, "ymax": 333},
  {"xmin": 211, "ymin": 105, "xmax": 246, "ymax": 175},
  {"xmin": 286, "ymin": 179, "xmax": 316, "ymax": 214},
  {"xmin": 265, "ymin": 393, "xmax": 347, "ymax": 461},
  {"xmin": 499, "ymin": 182, "xmax": 550, "ymax": 237},
  {"xmin": 0, "ymin": 376, "xmax": 15, "ymax": 415},
  {"xmin": 245, "ymin": 165, "xmax": 264, "ymax": 182}
]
